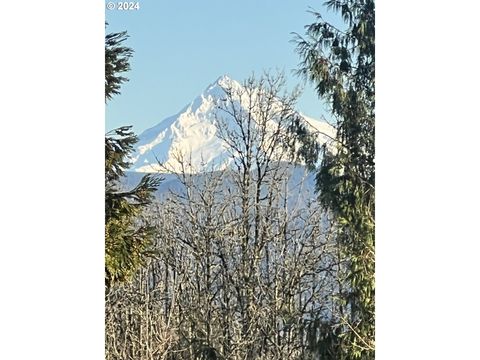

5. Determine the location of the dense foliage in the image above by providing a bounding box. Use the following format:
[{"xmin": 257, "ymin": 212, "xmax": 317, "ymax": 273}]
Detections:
[
  {"xmin": 294, "ymin": 0, "xmax": 375, "ymax": 358},
  {"xmin": 104, "ymin": 28, "xmax": 160, "ymax": 287},
  {"xmin": 105, "ymin": 29, "xmax": 133, "ymax": 102},
  {"xmin": 105, "ymin": 126, "xmax": 160, "ymax": 286}
]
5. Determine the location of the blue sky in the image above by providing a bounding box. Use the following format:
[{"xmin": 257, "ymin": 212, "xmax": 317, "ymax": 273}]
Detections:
[{"xmin": 105, "ymin": 0, "xmax": 340, "ymax": 133}]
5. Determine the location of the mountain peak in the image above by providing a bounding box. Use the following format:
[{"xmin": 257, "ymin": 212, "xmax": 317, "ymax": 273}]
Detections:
[
  {"xmin": 205, "ymin": 74, "xmax": 244, "ymax": 92},
  {"xmin": 215, "ymin": 74, "xmax": 231, "ymax": 84},
  {"xmin": 131, "ymin": 78, "xmax": 335, "ymax": 173}
]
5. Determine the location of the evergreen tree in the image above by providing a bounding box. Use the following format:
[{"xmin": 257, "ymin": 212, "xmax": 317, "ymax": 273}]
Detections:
[
  {"xmin": 293, "ymin": 1, "xmax": 375, "ymax": 358},
  {"xmin": 105, "ymin": 27, "xmax": 160, "ymax": 287},
  {"xmin": 105, "ymin": 29, "xmax": 133, "ymax": 102}
]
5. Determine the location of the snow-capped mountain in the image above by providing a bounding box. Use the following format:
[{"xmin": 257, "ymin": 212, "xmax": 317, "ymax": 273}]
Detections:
[{"xmin": 130, "ymin": 75, "xmax": 335, "ymax": 173}]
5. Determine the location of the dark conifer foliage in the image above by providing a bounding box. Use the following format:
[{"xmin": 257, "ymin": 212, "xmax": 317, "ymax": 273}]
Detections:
[
  {"xmin": 293, "ymin": 1, "xmax": 375, "ymax": 358},
  {"xmin": 104, "ymin": 27, "xmax": 160, "ymax": 288},
  {"xmin": 105, "ymin": 28, "xmax": 133, "ymax": 102}
]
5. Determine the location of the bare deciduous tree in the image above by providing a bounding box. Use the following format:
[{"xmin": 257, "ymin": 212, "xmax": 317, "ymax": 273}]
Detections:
[{"xmin": 105, "ymin": 74, "xmax": 343, "ymax": 360}]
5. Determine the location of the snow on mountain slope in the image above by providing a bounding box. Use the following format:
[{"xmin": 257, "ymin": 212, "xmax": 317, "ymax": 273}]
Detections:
[{"xmin": 130, "ymin": 75, "xmax": 335, "ymax": 173}]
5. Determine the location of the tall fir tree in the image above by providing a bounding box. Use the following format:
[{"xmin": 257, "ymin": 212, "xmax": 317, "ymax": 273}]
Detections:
[
  {"xmin": 293, "ymin": 1, "xmax": 375, "ymax": 358},
  {"xmin": 105, "ymin": 30, "xmax": 133, "ymax": 102},
  {"xmin": 105, "ymin": 27, "xmax": 160, "ymax": 287}
]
